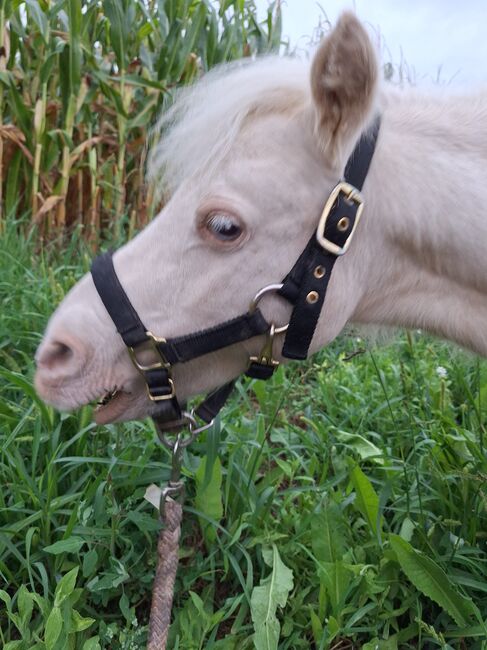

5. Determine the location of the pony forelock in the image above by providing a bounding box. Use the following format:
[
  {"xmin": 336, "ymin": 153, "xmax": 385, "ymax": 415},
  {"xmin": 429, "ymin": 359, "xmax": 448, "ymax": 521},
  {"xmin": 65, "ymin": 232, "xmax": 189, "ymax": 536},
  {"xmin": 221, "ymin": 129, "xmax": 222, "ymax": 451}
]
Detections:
[{"xmin": 147, "ymin": 56, "xmax": 311, "ymax": 196}]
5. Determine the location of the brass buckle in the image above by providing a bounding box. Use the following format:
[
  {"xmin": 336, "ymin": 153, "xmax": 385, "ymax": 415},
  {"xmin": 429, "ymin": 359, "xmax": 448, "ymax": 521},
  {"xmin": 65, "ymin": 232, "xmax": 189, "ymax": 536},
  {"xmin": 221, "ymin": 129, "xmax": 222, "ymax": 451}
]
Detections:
[
  {"xmin": 146, "ymin": 378, "xmax": 176, "ymax": 402},
  {"xmin": 316, "ymin": 181, "xmax": 364, "ymax": 256},
  {"xmin": 129, "ymin": 332, "xmax": 176, "ymax": 402},
  {"xmin": 128, "ymin": 331, "xmax": 171, "ymax": 372}
]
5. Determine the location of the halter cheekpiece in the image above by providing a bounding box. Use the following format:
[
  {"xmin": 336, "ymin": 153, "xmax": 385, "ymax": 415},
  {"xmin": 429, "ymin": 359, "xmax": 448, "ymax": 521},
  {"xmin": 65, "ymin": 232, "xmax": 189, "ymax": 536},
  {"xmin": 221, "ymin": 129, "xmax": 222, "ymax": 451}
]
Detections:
[{"xmin": 91, "ymin": 116, "xmax": 381, "ymax": 433}]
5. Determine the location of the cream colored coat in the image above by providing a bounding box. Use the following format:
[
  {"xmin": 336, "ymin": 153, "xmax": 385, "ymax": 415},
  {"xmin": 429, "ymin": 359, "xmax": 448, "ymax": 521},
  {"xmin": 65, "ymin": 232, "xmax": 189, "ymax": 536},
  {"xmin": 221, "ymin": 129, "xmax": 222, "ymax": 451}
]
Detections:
[{"xmin": 35, "ymin": 13, "xmax": 487, "ymax": 423}]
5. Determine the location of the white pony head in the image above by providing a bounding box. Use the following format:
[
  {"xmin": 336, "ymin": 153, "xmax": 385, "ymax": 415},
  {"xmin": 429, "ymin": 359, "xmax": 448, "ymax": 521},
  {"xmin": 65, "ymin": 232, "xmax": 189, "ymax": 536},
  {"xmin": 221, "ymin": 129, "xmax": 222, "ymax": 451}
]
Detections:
[{"xmin": 35, "ymin": 12, "xmax": 380, "ymax": 423}]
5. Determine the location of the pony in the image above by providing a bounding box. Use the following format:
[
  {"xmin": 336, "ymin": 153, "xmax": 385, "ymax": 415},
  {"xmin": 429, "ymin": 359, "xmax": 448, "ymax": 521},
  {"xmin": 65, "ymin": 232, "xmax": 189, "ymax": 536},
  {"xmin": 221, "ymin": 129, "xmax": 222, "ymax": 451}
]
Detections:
[{"xmin": 35, "ymin": 12, "xmax": 487, "ymax": 424}]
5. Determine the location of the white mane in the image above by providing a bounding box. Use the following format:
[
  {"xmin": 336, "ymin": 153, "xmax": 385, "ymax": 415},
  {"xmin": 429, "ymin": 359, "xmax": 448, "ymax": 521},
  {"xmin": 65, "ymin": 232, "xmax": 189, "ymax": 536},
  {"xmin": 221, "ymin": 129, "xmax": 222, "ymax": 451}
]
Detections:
[{"xmin": 147, "ymin": 57, "xmax": 311, "ymax": 194}]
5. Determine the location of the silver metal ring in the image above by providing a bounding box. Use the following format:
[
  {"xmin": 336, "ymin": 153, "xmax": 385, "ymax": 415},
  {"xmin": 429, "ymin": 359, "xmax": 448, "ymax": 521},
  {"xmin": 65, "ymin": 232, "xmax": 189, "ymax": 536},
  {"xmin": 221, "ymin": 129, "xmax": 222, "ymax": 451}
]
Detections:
[
  {"xmin": 158, "ymin": 410, "xmax": 214, "ymax": 449},
  {"xmin": 249, "ymin": 283, "xmax": 289, "ymax": 334},
  {"xmin": 188, "ymin": 409, "xmax": 215, "ymax": 435}
]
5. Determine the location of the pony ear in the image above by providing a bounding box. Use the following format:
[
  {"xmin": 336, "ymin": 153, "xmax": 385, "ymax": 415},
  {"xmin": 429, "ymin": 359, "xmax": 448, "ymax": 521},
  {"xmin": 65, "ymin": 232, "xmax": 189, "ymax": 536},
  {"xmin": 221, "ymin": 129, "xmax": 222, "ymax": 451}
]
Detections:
[{"xmin": 310, "ymin": 12, "xmax": 378, "ymax": 165}]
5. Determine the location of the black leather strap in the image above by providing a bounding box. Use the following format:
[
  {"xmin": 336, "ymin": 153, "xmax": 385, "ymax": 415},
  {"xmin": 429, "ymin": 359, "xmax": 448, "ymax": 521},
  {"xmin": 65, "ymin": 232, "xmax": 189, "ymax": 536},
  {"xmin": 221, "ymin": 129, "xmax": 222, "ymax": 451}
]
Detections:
[
  {"xmin": 91, "ymin": 252, "xmax": 148, "ymax": 348},
  {"xmin": 246, "ymin": 361, "xmax": 277, "ymax": 380},
  {"xmin": 344, "ymin": 116, "xmax": 381, "ymax": 189},
  {"xmin": 151, "ymin": 395, "xmax": 184, "ymax": 424},
  {"xmin": 280, "ymin": 116, "xmax": 381, "ymax": 360},
  {"xmin": 194, "ymin": 381, "xmax": 236, "ymax": 423},
  {"xmin": 157, "ymin": 310, "xmax": 269, "ymax": 364},
  {"xmin": 91, "ymin": 252, "xmax": 269, "ymax": 364},
  {"xmin": 280, "ymin": 194, "xmax": 361, "ymax": 360},
  {"xmin": 90, "ymin": 253, "xmax": 268, "ymax": 432}
]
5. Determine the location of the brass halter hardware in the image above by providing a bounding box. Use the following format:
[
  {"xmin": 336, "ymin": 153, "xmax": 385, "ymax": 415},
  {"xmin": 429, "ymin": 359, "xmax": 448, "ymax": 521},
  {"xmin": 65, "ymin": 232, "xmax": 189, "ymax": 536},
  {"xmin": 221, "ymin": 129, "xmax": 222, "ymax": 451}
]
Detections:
[
  {"xmin": 316, "ymin": 181, "xmax": 364, "ymax": 256},
  {"xmin": 128, "ymin": 331, "xmax": 171, "ymax": 371},
  {"xmin": 247, "ymin": 284, "xmax": 291, "ymax": 371},
  {"xmin": 249, "ymin": 323, "xmax": 280, "ymax": 370},
  {"xmin": 128, "ymin": 331, "xmax": 176, "ymax": 401}
]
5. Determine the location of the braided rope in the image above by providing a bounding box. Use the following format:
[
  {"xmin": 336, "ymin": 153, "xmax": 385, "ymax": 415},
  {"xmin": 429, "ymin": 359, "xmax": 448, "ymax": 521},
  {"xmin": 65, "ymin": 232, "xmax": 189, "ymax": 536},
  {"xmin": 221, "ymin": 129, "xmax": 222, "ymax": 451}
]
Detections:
[{"xmin": 147, "ymin": 498, "xmax": 183, "ymax": 649}]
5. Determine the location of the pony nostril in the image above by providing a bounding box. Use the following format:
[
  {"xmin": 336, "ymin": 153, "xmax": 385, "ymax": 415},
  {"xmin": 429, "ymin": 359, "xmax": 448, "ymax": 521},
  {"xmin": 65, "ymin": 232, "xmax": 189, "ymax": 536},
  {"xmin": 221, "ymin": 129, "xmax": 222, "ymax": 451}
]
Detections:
[
  {"xmin": 52, "ymin": 342, "xmax": 73, "ymax": 361},
  {"xmin": 37, "ymin": 340, "xmax": 75, "ymax": 370}
]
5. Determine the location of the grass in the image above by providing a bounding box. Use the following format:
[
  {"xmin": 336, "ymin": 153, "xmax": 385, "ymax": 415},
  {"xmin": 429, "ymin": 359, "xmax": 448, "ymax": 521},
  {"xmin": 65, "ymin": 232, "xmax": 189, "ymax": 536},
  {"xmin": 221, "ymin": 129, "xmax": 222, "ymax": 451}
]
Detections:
[
  {"xmin": 1, "ymin": 221, "xmax": 487, "ymax": 650},
  {"xmin": 2, "ymin": 3, "xmax": 486, "ymax": 649}
]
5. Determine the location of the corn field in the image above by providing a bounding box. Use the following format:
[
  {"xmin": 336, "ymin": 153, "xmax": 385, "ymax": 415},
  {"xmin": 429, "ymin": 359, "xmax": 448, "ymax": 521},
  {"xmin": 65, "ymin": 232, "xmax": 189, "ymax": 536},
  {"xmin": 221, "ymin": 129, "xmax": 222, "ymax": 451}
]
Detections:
[{"xmin": 0, "ymin": 0, "xmax": 282, "ymax": 242}]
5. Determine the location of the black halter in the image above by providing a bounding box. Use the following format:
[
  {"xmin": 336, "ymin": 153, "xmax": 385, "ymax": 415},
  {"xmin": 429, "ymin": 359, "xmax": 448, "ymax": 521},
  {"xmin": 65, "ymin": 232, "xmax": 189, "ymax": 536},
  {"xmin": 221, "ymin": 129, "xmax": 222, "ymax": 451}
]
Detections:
[{"xmin": 91, "ymin": 117, "xmax": 381, "ymax": 433}]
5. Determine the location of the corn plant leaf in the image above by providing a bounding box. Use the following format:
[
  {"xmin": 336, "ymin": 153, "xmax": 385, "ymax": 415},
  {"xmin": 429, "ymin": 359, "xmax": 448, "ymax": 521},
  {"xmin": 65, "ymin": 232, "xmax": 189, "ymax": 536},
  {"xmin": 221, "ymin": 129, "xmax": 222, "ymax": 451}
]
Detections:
[
  {"xmin": 25, "ymin": 0, "xmax": 49, "ymax": 43},
  {"xmin": 250, "ymin": 545, "xmax": 293, "ymax": 650},
  {"xmin": 172, "ymin": 2, "xmax": 207, "ymax": 79},
  {"xmin": 33, "ymin": 195, "xmax": 65, "ymax": 223},
  {"xmin": 67, "ymin": 0, "xmax": 82, "ymax": 91},
  {"xmin": 104, "ymin": 0, "xmax": 130, "ymax": 71},
  {"xmin": 389, "ymin": 534, "xmax": 479, "ymax": 627}
]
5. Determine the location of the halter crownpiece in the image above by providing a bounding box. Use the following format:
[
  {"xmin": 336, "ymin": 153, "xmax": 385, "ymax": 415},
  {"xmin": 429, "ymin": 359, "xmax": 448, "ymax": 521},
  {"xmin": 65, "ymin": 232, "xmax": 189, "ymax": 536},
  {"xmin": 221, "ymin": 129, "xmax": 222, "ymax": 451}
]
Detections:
[{"xmin": 91, "ymin": 116, "xmax": 381, "ymax": 433}]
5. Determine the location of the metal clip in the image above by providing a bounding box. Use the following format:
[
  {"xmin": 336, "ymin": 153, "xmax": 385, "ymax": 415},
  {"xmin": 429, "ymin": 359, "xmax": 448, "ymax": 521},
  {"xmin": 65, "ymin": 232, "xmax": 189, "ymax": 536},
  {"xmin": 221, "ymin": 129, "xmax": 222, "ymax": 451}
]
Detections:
[
  {"xmin": 249, "ymin": 323, "xmax": 279, "ymax": 369},
  {"xmin": 155, "ymin": 411, "xmax": 213, "ymax": 518},
  {"xmin": 158, "ymin": 433, "xmax": 186, "ymax": 516}
]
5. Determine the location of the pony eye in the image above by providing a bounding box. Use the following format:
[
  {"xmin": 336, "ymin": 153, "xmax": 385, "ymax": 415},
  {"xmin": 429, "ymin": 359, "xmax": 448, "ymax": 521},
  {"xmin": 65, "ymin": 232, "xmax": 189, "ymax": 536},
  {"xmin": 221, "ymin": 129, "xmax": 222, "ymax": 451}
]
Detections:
[{"xmin": 205, "ymin": 213, "xmax": 243, "ymax": 242}]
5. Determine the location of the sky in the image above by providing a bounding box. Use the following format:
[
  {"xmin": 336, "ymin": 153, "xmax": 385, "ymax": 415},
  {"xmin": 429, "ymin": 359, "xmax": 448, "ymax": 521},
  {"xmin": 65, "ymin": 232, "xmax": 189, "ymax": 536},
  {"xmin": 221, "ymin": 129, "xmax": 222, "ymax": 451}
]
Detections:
[{"xmin": 255, "ymin": 0, "xmax": 487, "ymax": 88}]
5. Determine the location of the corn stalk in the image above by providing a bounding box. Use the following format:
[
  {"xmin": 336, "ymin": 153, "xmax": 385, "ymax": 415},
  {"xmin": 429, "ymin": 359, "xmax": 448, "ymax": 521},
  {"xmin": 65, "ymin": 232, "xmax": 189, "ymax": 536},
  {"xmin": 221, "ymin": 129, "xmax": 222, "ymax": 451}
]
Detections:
[{"xmin": 0, "ymin": 0, "xmax": 283, "ymax": 242}]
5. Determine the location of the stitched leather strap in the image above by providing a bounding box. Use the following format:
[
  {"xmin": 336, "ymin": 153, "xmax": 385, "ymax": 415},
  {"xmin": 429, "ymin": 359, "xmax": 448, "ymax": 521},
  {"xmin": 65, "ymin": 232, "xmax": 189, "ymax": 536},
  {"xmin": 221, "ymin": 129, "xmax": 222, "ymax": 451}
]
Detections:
[
  {"xmin": 157, "ymin": 311, "xmax": 269, "ymax": 364},
  {"xmin": 280, "ymin": 116, "xmax": 381, "ymax": 360},
  {"xmin": 90, "ymin": 254, "xmax": 267, "ymax": 431},
  {"xmin": 344, "ymin": 116, "xmax": 381, "ymax": 190},
  {"xmin": 91, "ymin": 253, "xmax": 148, "ymax": 348},
  {"xmin": 194, "ymin": 381, "xmax": 236, "ymax": 423},
  {"xmin": 91, "ymin": 252, "xmax": 269, "ymax": 363}
]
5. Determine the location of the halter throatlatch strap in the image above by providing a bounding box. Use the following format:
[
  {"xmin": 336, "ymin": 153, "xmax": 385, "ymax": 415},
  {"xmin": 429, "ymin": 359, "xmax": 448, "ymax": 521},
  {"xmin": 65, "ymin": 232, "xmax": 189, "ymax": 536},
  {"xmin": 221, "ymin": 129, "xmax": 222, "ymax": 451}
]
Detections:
[
  {"xmin": 279, "ymin": 115, "xmax": 381, "ymax": 360},
  {"xmin": 90, "ymin": 115, "xmax": 381, "ymax": 432}
]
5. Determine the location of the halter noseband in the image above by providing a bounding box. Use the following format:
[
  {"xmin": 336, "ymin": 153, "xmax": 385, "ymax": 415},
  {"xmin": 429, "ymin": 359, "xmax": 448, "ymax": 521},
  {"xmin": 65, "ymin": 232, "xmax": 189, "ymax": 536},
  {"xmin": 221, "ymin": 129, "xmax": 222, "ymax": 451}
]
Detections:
[{"xmin": 91, "ymin": 116, "xmax": 381, "ymax": 433}]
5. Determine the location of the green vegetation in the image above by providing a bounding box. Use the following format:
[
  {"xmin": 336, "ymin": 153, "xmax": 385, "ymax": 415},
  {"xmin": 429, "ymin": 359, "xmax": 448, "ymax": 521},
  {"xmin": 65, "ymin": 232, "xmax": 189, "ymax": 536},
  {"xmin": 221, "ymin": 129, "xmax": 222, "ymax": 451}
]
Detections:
[
  {"xmin": 0, "ymin": 0, "xmax": 281, "ymax": 238},
  {"xmin": 2, "ymin": 222, "xmax": 487, "ymax": 649},
  {"xmin": 1, "ymin": 1, "xmax": 487, "ymax": 648}
]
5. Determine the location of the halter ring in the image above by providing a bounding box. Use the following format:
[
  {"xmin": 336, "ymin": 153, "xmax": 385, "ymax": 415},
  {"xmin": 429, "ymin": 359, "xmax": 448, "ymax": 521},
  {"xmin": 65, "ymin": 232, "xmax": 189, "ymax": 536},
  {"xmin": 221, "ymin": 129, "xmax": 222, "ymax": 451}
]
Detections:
[{"xmin": 249, "ymin": 284, "xmax": 289, "ymax": 334}]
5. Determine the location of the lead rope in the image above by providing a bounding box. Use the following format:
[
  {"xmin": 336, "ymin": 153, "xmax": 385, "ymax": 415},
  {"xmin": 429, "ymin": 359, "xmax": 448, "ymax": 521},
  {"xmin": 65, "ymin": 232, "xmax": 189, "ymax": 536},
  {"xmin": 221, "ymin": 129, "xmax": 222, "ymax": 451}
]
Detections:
[
  {"xmin": 147, "ymin": 497, "xmax": 182, "ymax": 650},
  {"xmin": 147, "ymin": 422, "xmax": 204, "ymax": 649}
]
